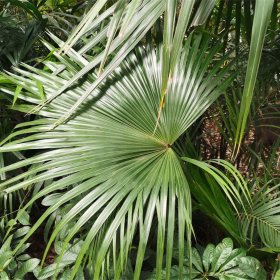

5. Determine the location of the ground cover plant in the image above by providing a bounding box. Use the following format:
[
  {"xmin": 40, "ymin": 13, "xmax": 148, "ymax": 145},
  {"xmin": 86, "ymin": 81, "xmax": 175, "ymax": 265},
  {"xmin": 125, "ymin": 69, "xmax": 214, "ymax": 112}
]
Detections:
[{"xmin": 0, "ymin": 0, "xmax": 280, "ymax": 279}]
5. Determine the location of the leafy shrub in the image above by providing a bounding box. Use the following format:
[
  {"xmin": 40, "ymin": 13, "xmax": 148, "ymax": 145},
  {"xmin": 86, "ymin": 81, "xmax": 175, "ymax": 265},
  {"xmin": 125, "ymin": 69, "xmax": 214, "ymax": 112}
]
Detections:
[
  {"xmin": 148, "ymin": 238, "xmax": 267, "ymax": 280},
  {"xmin": 0, "ymin": 230, "xmax": 39, "ymax": 279}
]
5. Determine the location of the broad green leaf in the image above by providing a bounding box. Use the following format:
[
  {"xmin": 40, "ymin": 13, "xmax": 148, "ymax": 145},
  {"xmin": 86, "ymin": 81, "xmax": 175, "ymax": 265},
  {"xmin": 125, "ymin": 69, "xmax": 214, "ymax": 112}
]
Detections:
[
  {"xmin": 217, "ymin": 267, "xmax": 251, "ymax": 279},
  {"xmin": 18, "ymin": 210, "xmax": 31, "ymax": 226},
  {"xmin": 237, "ymin": 257, "xmax": 266, "ymax": 280},
  {"xmin": 42, "ymin": 193, "xmax": 64, "ymax": 206},
  {"xmin": 8, "ymin": 259, "xmax": 17, "ymax": 270},
  {"xmin": 192, "ymin": 247, "xmax": 203, "ymax": 272},
  {"xmin": 38, "ymin": 262, "xmax": 72, "ymax": 279},
  {"xmin": 219, "ymin": 248, "xmax": 246, "ymax": 272},
  {"xmin": 211, "ymin": 238, "xmax": 233, "ymax": 273},
  {"xmin": 74, "ymin": 266, "xmax": 85, "ymax": 280},
  {"xmin": 13, "ymin": 226, "xmax": 31, "ymax": 239},
  {"xmin": 0, "ymin": 271, "xmax": 9, "ymax": 280},
  {"xmin": 59, "ymin": 268, "xmax": 71, "ymax": 280},
  {"xmin": 0, "ymin": 235, "xmax": 13, "ymax": 254},
  {"xmin": 203, "ymin": 244, "xmax": 215, "ymax": 272},
  {"xmin": 16, "ymin": 243, "xmax": 31, "ymax": 255},
  {"xmin": 6, "ymin": 219, "xmax": 16, "ymax": 227},
  {"xmin": 120, "ymin": 259, "xmax": 134, "ymax": 280},
  {"xmin": 0, "ymin": 251, "xmax": 13, "ymax": 268},
  {"xmin": 275, "ymin": 269, "xmax": 280, "ymax": 280},
  {"xmin": 140, "ymin": 271, "xmax": 152, "ymax": 280},
  {"xmin": 17, "ymin": 254, "xmax": 32, "ymax": 261},
  {"xmin": 54, "ymin": 240, "xmax": 83, "ymax": 256},
  {"xmin": 14, "ymin": 258, "xmax": 40, "ymax": 279}
]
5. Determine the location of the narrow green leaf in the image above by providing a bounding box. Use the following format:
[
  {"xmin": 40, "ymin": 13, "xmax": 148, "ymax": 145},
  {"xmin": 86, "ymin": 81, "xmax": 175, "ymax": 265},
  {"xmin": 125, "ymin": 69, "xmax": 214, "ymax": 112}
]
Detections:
[
  {"xmin": 154, "ymin": 0, "xmax": 177, "ymax": 134},
  {"xmin": 13, "ymin": 85, "xmax": 22, "ymax": 106},
  {"xmin": 52, "ymin": 3, "xmax": 164, "ymax": 128},
  {"xmin": 169, "ymin": 0, "xmax": 195, "ymax": 77},
  {"xmin": 60, "ymin": 0, "xmax": 109, "ymax": 53},
  {"xmin": 0, "ymin": 153, "xmax": 5, "ymax": 180},
  {"xmin": 36, "ymin": 81, "xmax": 44, "ymax": 103},
  {"xmin": 98, "ymin": 0, "xmax": 128, "ymax": 77},
  {"xmin": 119, "ymin": 0, "xmax": 140, "ymax": 36},
  {"xmin": 234, "ymin": 0, "xmax": 274, "ymax": 157},
  {"xmin": 190, "ymin": 0, "xmax": 217, "ymax": 27}
]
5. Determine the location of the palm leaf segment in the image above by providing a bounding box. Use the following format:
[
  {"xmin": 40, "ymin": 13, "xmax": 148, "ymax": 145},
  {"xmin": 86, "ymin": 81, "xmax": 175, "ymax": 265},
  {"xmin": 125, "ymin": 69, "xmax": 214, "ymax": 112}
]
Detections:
[
  {"xmin": 1, "ymin": 30, "xmax": 239, "ymax": 280},
  {"xmin": 238, "ymin": 180, "xmax": 280, "ymax": 248}
]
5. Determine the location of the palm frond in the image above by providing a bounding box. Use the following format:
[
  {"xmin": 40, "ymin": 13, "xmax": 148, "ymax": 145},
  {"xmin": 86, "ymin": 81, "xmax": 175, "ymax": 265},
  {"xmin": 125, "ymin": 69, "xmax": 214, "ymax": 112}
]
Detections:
[
  {"xmin": 233, "ymin": 0, "xmax": 275, "ymax": 157},
  {"xmin": 1, "ymin": 29, "xmax": 246, "ymax": 279},
  {"xmin": 238, "ymin": 180, "xmax": 280, "ymax": 248}
]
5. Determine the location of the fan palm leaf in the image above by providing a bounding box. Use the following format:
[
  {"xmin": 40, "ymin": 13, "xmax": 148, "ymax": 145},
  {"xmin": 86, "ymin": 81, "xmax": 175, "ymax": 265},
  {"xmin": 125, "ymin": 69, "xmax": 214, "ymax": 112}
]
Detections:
[
  {"xmin": 0, "ymin": 30, "xmax": 249, "ymax": 280},
  {"xmin": 27, "ymin": 0, "xmax": 220, "ymax": 127},
  {"xmin": 23, "ymin": 0, "xmax": 275, "ymax": 138}
]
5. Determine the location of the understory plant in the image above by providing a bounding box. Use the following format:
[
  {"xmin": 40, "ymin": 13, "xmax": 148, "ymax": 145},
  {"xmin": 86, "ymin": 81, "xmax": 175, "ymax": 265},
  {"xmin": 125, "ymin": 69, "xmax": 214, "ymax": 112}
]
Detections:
[
  {"xmin": 0, "ymin": 226, "xmax": 40, "ymax": 279},
  {"xmin": 148, "ymin": 238, "xmax": 267, "ymax": 280}
]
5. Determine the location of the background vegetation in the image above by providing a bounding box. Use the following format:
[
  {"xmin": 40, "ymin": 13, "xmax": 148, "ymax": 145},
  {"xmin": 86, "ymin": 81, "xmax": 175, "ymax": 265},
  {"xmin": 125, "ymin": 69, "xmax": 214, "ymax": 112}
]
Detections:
[{"xmin": 0, "ymin": 0, "xmax": 280, "ymax": 279}]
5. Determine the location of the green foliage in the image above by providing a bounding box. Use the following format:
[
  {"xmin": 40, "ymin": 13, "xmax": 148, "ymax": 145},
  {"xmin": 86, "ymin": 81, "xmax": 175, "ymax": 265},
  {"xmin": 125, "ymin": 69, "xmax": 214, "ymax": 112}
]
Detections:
[
  {"xmin": 0, "ymin": 0, "xmax": 85, "ymax": 71},
  {"xmin": 149, "ymin": 238, "xmax": 267, "ymax": 280},
  {"xmin": 0, "ymin": 26, "xmax": 251, "ymax": 279},
  {"xmin": 0, "ymin": 231, "xmax": 39, "ymax": 279},
  {"xmin": 32, "ymin": 239, "xmax": 86, "ymax": 279},
  {"xmin": 0, "ymin": 0, "xmax": 279, "ymax": 279}
]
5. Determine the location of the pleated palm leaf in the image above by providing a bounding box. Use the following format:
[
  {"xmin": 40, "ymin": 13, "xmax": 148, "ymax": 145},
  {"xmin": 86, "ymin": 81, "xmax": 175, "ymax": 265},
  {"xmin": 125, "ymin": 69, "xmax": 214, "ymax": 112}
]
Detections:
[{"xmin": 0, "ymin": 30, "xmax": 249, "ymax": 280}]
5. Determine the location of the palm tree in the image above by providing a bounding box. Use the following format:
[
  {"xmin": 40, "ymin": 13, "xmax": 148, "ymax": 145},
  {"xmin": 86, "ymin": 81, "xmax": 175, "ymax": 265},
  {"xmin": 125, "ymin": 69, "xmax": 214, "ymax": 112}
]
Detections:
[
  {"xmin": 0, "ymin": 0, "xmax": 278, "ymax": 279},
  {"xmin": 0, "ymin": 28, "xmax": 250, "ymax": 279}
]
